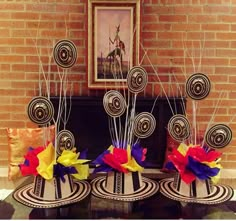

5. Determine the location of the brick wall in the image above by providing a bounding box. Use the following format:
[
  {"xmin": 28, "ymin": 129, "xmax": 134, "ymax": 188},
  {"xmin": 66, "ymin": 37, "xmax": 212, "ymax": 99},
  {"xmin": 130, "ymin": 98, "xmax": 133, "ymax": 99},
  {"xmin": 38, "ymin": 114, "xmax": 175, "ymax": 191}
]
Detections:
[{"xmin": 0, "ymin": 0, "xmax": 236, "ymax": 169}]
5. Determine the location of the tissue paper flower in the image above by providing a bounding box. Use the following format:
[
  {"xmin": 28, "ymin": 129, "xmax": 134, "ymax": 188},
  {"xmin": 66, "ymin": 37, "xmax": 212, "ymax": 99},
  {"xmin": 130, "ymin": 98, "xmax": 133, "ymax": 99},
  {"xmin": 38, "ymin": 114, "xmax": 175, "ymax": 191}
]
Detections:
[
  {"xmin": 93, "ymin": 143, "xmax": 147, "ymax": 173},
  {"xmin": 36, "ymin": 142, "xmax": 56, "ymax": 180},
  {"xmin": 57, "ymin": 149, "xmax": 90, "ymax": 180},
  {"xmin": 19, "ymin": 146, "xmax": 45, "ymax": 176},
  {"xmin": 165, "ymin": 143, "xmax": 222, "ymax": 184},
  {"xmin": 19, "ymin": 142, "xmax": 90, "ymax": 181}
]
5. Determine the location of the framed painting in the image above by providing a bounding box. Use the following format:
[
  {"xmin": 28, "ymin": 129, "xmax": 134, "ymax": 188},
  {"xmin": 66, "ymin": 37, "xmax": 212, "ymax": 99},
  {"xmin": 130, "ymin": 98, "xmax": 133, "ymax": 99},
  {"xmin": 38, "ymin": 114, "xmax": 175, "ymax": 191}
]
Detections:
[{"xmin": 88, "ymin": 0, "xmax": 141, "ymax": 89}]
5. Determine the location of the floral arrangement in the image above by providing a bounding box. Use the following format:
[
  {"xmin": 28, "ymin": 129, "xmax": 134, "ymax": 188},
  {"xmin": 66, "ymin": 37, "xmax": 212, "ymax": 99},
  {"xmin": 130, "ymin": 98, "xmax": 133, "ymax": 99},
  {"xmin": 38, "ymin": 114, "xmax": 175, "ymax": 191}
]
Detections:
[
  {"xmin": 19, "ymin": 142, "xmax": 90, "ymax": 181},
  {"xmin": 92, "ymin": 143, "xmax": 147, "ymax": 174},
  {"xmin": 165, "ymin": 143, "xmax": 222, "ymax": 184}
]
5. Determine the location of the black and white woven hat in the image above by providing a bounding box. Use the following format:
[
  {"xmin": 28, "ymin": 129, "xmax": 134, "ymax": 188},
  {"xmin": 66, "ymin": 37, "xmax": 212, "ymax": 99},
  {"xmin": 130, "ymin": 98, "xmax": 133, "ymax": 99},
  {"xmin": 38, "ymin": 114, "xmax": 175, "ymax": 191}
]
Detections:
[
  {"xmin": 91, "ymin": 171, "xmax": 159, "ymax": 201},
  {"xmin": 13, "ymin": 174, "xmax": 91, "ymax": 208},
  {"xmin": 160, "ymin": 173, "xmax": 234, "ymax": 205}
]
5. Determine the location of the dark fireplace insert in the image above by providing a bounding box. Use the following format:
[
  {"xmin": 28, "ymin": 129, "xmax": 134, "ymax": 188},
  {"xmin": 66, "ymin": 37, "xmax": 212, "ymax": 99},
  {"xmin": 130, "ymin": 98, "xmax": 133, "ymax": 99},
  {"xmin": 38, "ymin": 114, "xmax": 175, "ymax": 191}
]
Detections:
[{"xmin": 51, "ymin": 96, "xmax": 185, "ymax": 169}]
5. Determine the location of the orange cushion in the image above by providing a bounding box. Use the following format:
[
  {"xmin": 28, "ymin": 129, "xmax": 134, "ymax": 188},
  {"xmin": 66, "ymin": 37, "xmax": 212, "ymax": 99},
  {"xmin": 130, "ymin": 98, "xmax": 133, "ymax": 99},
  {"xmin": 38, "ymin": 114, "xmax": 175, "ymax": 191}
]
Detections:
[{"xmin": 6, "ymin": 125, "xmax": 55, "ymax": 180}]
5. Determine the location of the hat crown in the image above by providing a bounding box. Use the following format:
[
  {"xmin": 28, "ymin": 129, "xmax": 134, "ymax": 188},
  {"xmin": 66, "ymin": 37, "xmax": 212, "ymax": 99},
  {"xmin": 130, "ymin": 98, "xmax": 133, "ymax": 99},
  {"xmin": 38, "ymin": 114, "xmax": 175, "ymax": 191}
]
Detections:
[
  {"xmin": 33, "ymin": 174, "xmax": 75, "ymax": 200},
  {"xmin": 105, "ymin": 171, "xmax": 143, "ymax": 195},
  {"xmin": 173, "ymin": 173, "xmax": 213, "ymax": 198}
]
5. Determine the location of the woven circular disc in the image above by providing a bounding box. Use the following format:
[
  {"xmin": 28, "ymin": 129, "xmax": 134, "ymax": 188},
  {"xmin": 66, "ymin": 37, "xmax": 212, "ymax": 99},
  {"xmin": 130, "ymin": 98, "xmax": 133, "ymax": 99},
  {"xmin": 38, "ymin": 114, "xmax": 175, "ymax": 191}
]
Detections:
[
  {"xmin": 127, "ymin": 66, "xmax": 148, "ymax": 94},
  {"xmin": 168, "ymin": 114, "xmax": 191, "ymax": 142},
  {"xmin": 186, "ymin": 73, "xmax": 211, "ymax": 100},
  {"xmin": 56, "ymin": 130, "xmax": 75, "ymax": 155},
  {"xmin": 205, "ymin": 124, "xmax": 232, "ymax": 149},
  {"xmin": 133, "ymin": 112, "xmax": 156, "ymax": 138},
  {"xmin": 103, "ymin": 90, "xmax": 126, "ymax": 117},
  {"xmin": 53, "ymin": 40, "xmax": 77, "ymax": 68},
  {"xmin": 27, "ymin": 96, "xmax": 54, "ymax": 125}
]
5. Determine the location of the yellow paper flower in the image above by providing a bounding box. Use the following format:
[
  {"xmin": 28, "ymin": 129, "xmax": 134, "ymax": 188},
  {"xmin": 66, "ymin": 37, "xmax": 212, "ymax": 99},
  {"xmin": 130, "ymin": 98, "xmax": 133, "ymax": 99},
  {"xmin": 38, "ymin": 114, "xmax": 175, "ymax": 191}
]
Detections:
[
  {"xmin": 177, "ymin": 143, "xmax": 188, "ymax": 156},
  {"xmin": 211, "ymin": 170, "xmax": 221, "ymax": 184},
  {"xmin": 36, "ymin": 142, "xmax": 56, "ymax": 180},
  {"xmin": 122, "ymin": 145, "xmax": 144, "ymax": 172},
  {"xmin": 108, "ymin": 145, "xmax": 114, "ymax": 153},
  {"xmin": 72, "ymin": 164, "xmax": 89, "ymax": 180},
  {"xmin": 57, "ymin": 150, "xmax": 90, "ymax": 180}
]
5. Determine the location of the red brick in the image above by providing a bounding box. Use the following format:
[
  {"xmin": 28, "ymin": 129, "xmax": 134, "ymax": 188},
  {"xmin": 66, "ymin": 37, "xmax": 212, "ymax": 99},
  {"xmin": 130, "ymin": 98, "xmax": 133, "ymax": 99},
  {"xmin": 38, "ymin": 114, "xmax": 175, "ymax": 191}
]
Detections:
[
  {"xmin": 173, "ymin": 6, "xmax": 202, "ymax": 14},
  {"xmin": 142, "ymin": 15, "xmax": 159, "ymax": 23},
  {"xmin": 56, "ymin": 4, "xmax": 85, "ymax": 13},
  {"xmin": 0, "ymin": 121, "xmax": 26, "ymax": 128},
  {"xmin": 218, "ymin": 15, "xmax": 236, "ymax": 23},
  {"xmin": 11, "ymin": 12, "xmax": 39, "ymax": 20},
  {"xmin": 202, "ymin": 24, "xmax": 230, "ymax": 31},
  {"xmin": 143, "ymin": 23, "xmax": 171, "ymax": 32},
  {"xmin": 0, "ymin": 21, "xmax": 25, "ymax": 28},
  {"xmin": 26, "ymin": 4, "xmax": 55, "ymax": 12},
  {"xmin": 144, "ymin": 6, "xmax": 172, "ymax": 14},
  {"xmin": 0, "ymin": 29, "xmax": 10, "ymax": 37},
  {"xmin": 216, "ymin": 67, "xmax": 236, "ymax": 75},
  {"xmin": 217, "ymin": 33, "xmax": 236, "ymax": 40},
  {"xmin": 203, "ymin": 5, "xmax": 230, "ymax": 14},
  {"xmin": 143, "ymin": 40, "xmax": 171, "ymax": 49},
  {"xmin": 159, "ymin": 15, "xmax": 187, "ymax": 23},
  {"xmin": 142, "ymin": 32, "xmax": 157, "ymax": 39},
  {"xmin": 0, "ymin": 38, "xmax": 24, "ymax": 45},
  {"xmin": 158, "ymin": 32, "xmax": 185, "ymax": 40},
  {"xmin": 26, "ymin": 21, "xmax": 55, "ymax": 29},
  {"xmin": 0, "ymin": 3, "xmax": 24, "ymax": 11},
  {"xmin": 11, "ymin": 29, "xmax": 38, "ymax": 37},
  {"xmin": 188, "ymin": 15, "xmax": 217, "ymax": 23},
  {"xmin": 172, "ymin": 24, "xmax": 201, "ymax": 31},
  {"xmin": 215, "ymin": 83, "xmax": 236, "ymax": 91},
  {"xmin": 0, "ymin": 55, "xmax": 24, "ymax": 63}
]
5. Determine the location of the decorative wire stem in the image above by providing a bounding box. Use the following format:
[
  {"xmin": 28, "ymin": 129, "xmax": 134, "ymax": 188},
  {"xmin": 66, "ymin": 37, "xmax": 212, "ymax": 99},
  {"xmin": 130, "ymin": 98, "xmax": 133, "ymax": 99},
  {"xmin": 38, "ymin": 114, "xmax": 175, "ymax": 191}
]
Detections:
[
  {"xmin": 127, "ymin": 93, "xmax": 137, "ymax": 146},
  {"xmin": 202, "ymin": 90, "xmax": 226, "ymax": 149},
  {"xmin": 192, "ymin": 100, "xmax": 197, "ymax": 145},
  {"xmin": 123, "ymin": 90, "xmax": 130, "ymax": 149},
  {"xmin": 113, "ymin": 117, "xmax": 119, "ymax": 147},
  {"xmin": 140, "ymin": 42, "xmax": 175, "ymax": 116}
]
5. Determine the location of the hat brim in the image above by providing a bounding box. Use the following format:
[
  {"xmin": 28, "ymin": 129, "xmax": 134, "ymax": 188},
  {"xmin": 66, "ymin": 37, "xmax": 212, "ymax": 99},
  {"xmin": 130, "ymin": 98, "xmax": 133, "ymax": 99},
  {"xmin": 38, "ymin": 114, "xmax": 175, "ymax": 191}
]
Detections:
[
  {"xmin": 160, "ymin": 178, "xmax": 234, "ymax": 205},
  {"xmin": 91, "ymin": 176, "xmax": 159, "ymax": 201},
  {"xmin": 13, "ymin": 180, "xmax": 91, "ymax": 208}
]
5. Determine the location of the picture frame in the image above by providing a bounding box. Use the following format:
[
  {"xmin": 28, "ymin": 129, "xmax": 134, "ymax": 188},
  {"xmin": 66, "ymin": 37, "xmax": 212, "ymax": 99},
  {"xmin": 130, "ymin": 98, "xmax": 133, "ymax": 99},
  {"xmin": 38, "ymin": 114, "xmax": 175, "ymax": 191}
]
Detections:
[{"xmin": 88, "ymin": 0, "xmax": 141, "ymax": 89}]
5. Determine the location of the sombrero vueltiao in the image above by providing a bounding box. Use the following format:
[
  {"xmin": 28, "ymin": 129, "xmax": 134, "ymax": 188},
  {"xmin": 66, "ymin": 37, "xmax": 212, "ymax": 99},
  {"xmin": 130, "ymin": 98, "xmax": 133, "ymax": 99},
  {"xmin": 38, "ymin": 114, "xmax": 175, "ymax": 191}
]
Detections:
[
  {"xmin": 13, "ymin": 174, "xmax": 91, "ymax": 208},
  {"xmin": 160, "ymin": 173, "xmax": 234, "ymax": 204},
  {"xmin": 159, "ymin": 73, "xmax": 235, "ymax": 205},
  {"xmin": 91, "ymin": 171, "xmax": 159, "ymax": 201}
]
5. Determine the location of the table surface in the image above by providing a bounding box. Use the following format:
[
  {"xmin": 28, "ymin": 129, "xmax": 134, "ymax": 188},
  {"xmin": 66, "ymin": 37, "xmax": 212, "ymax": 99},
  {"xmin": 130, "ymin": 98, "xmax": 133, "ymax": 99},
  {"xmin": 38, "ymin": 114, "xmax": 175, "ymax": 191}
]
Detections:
[{"xmin": 1, "ymin": 177, "xmax": 236, "ymax": 219}]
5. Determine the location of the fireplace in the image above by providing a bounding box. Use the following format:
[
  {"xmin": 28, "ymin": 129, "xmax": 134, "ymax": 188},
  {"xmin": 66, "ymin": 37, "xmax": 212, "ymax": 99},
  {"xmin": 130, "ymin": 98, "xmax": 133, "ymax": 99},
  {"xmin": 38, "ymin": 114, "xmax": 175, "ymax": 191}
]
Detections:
[{"xmin": 51, "ymin": 96, "xmax": 185, "ymax": 168}]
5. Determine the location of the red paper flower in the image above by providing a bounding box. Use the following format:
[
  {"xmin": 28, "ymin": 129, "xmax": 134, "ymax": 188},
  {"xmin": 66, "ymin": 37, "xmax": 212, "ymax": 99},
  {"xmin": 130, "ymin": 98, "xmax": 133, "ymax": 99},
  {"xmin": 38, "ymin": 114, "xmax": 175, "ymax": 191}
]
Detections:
[
  {"xmin": 103, "ymin": 148, "xmax": 128, "ymax": 173},
  {"xmin": 142, "ymin": 148, "xmax": 147, "ymax": 161},
  {"xmin": 186, "ymin": 146, "xmax": 222, "ymax": 162},
  {"xmin": 167, "ymin": 145, "xmax": 222, "ymax": 184},
  {"xmin": 19, "ymin": 146, "xmax": 45, "ymax": 176},
  {"xmin": 168, "ymin": 148, "xmax": 195, "ymax": 184}
]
